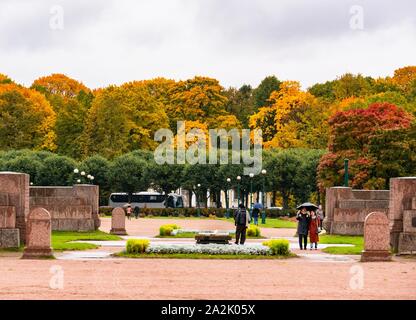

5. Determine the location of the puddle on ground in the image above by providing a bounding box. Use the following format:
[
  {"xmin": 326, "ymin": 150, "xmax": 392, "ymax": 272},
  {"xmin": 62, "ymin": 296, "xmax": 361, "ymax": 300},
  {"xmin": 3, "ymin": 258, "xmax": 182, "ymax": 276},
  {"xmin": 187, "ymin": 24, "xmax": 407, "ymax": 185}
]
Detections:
[
  {"xmin": 297, "ymin": 253, "xmax": 358, "ymax": 263},
  {"xmin": 57, "ymin": 251, "xmax": 113, "ymax": 260}
]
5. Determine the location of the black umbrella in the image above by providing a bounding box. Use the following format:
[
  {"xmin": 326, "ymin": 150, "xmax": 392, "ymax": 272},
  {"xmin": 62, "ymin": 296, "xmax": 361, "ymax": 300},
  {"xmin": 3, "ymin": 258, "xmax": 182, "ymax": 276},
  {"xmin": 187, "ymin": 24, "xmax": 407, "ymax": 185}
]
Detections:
[
  {"xmin": 296, "ymin": 202, "xmax": 318, "ymax": 210},
  {"xmin": 253, "ymin": 202, "xmax": 263, "ymax": 209}
]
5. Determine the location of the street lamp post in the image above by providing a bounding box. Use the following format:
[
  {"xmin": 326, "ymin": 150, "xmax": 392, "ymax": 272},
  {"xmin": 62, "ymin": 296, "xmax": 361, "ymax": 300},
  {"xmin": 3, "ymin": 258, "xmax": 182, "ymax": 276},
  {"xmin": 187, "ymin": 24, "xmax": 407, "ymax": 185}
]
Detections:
[
  {"xmin": 236, "ymin": 176, "xmax": 241, "ymax": 206},
  {"xmin": 74, "ymin": 168, "xmax": 94, "ymax": 185},
  {"xmin": 249, "ymin": 172, "xmax": 254, "ymax": 221},
  {"xmin": 344, "ymin": 159, "xmax": 349, "ymax": 187},
  {"xmin": 196, "ymin": 183, "xmax": 201, "ymax": 217},
  {"xmin": 226, "ymin": 178, "xmax": 231, "ymax": 219},
  {"xmin": 261, "ymin": 169, "xmax": 267, "ymax": 224}
]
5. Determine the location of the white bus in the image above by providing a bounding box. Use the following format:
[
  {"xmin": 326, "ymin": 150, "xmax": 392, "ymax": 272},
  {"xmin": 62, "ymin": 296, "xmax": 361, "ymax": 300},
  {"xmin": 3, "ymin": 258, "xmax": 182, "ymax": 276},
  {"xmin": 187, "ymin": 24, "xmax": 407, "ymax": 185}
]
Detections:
[{"xmin": 108, "ymin": 191, "xmax": 184, "ymax": 209}]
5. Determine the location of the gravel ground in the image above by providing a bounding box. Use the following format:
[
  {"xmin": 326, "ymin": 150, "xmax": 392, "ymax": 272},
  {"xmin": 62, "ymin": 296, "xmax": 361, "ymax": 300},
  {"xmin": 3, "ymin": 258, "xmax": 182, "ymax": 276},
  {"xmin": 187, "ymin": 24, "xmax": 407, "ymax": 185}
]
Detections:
[
  {"xmin": 1, "ymin": 217, "xmax": 415, "ymax": 300},
  {"xmin": 0, "ymin": 255, "xmax": 415, "ymax": 299}
]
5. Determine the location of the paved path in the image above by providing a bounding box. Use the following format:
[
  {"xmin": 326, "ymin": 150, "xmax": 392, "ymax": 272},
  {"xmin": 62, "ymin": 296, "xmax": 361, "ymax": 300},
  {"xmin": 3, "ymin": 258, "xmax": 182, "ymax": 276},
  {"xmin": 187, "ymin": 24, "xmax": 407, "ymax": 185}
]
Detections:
[
  {"xmin": 0, "ymin": 253, "xmax": 415, "ymax": 299},
  {"xmin": 2, "ymin": 217, "xmax": 414, "ymax": 299},
  {"xmin": 99, "ymin": 217, "xmax": 297, "ymax": 238}
]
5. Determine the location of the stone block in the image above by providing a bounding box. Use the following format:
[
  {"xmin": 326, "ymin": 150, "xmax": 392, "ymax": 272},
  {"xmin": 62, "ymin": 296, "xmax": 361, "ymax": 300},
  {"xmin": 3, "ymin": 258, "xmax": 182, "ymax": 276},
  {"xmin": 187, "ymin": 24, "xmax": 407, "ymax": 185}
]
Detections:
[
  {"xmin": 361, "ymin": 212, "xmax": 391, "ymax": 262},
  {"xmin": 110, "ymin": 208, "xmax": 127, "ymax": 235},
  {"xmin": 352, "ymin": 190, "xmax": 390, "ymax": 200},
  {"xmin": 195, "ymin": 233, "xmax": 232, "ymax": 244},
  {"xmin": 398, "ymin": 233, "xmax": 416, "ymax": 254},
  {"xmin": 0, "ymin": 206, "xmax": 16, "ymax": 228},
  {"xmin": 365, "ymin": 200, "xmax": 389, "ymax": 209},
  {"xmin": 0, "ymin": 193, "xmax": 9, "ymax": 205},
  {"xmin": 57, "ymin": 219, "xmax": 80, "ymax": 231},
  {"xmin": 389, "ymin": 177, "xmax": 416, "ymax": 252},
  {"xmin": 339, "ymin": 200, "xmax": 366, "ymax": 209},
  {"xmin": 403, "ymin": 210, "xmax": 416, "ymax": 233},
  {"xmin": 331, "ymin": 221, "xmax": 363, "ymax": 235},
  {"xmin": 22, "ymin": 208, "xmax": 53, "ymax": 259},
  {"xmin": 0, "ymin": 228, "xmax": 20, "ymax": 248},
  {"xmin": 78, "ymin": 219, "xmax": 95, "ymax": 231},
  {"xmin": 51, "ymin": 219, "xmax": 59, "ymax": 230}
]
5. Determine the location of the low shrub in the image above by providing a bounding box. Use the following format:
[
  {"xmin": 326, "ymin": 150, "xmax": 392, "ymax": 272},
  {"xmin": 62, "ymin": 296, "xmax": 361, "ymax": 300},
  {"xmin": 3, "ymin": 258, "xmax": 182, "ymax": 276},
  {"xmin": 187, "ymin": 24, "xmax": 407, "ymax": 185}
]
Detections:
[
  {"xmin": 126, "ymin": 239, "xmax": 150, "ymax": 254},
  {"xmin": 99, "ymin": 206, "xmax": 113, "ymax": 216},
  {"xmin": 159, "ymin": 224, "xmax": 180, "ymax": 236},
  {"xmin": 247, "ymin": 225, "xmax": 261, "ymax": 237},
  {"xmin": 99, "ymin": 207, "xmax": 296, "ymax": 218},
  {"xmin": 263, "ymin": 239, "xmax": 290, "ymax": 256}
]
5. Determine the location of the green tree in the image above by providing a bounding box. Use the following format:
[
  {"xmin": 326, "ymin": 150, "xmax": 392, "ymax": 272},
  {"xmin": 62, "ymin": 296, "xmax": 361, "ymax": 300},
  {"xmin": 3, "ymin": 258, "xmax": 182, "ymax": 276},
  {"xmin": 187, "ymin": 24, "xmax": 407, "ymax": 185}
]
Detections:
[
  {"xmin": 253, "ymin": 76, "xmax": 281, "ymax": 108},
  {"xmin": 109, "ymin": 154, "xmax": 148, "ymax": 200},
  {"xmin": 37, "ymin": 154, "xmax": 78, "ymax": 186}
]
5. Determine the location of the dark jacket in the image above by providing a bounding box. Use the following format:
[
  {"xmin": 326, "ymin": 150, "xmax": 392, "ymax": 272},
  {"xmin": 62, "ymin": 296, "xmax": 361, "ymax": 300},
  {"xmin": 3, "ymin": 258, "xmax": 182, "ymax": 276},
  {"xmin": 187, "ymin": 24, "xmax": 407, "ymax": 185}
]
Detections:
[
  {"xmin": 234, "ymin": 208, "xmax": 249, "ymax": 227},
  {"xmin": 296, "ymin": 212, "xmax": 310, "ymax": 235},
  {"xmin": 252, "ymin": 208, "xmax": 260, "ymax": 218}
]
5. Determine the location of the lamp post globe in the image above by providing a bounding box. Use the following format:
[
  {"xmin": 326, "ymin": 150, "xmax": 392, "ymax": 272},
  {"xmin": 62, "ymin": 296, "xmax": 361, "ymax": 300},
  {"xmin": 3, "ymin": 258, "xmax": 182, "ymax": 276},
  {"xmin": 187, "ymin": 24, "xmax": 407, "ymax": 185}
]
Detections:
[
  {"xmin": 261, "ymin": 169, "xmax": 267, "ymax": 224},
  {"xmin": 196, "ymin": 184, "xmax": 201, "ymax": 217},
  {"xmin": 226, "ymin": 178, "xmax": 231, "ymax": 218},
  {"xmin": 236, "ymin": 176, "xmax": 241, "ymax": 206}
]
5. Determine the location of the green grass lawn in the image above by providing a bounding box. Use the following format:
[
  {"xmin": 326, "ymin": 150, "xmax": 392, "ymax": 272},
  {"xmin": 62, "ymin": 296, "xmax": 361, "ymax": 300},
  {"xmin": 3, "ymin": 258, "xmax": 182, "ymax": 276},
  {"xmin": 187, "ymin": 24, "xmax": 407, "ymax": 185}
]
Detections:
[
  {"xmin": 102, "ymin": 215, "xmax": 297, "ymax": 229},
  {"xmin": 52, "ymin": 230, "xmax": 121, "ymax": 251},
  {"xmin": 0, "ymin": 246, "xmax": 23, "ymax": 253},
  {"xmin": 114, "ymin": 251, "xmax": 296, "ymax": 260},
  {"xmin": 319, "ymin": 234, "xmax": 363, "ymax": 255}
]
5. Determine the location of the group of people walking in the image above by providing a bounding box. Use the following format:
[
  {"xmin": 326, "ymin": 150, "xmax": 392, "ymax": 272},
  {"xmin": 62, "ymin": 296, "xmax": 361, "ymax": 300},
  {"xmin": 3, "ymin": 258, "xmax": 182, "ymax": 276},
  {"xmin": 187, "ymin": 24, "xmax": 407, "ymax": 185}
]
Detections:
[
  {"xmin": 296, "ymin": 205, "xmax": 324, "ymax": 250},
  {"xmin": 124, "ymin": 204, "xmax": 140, "ymax": 220}
]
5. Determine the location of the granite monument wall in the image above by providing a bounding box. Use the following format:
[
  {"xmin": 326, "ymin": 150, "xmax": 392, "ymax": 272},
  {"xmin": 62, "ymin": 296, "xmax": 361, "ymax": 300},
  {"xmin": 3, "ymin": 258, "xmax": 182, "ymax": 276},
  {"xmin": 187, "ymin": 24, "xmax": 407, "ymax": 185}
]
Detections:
[
  {"xmin": 324, "ymin": 187, "xmax": 390, "ymax": 235},
  {"xmin": 0, "ymin": 172, "xmax": 29, "ymax": 247},
  {"xmin": 29, "ymin": 184, "xmax": 100, "ymax": 232}
]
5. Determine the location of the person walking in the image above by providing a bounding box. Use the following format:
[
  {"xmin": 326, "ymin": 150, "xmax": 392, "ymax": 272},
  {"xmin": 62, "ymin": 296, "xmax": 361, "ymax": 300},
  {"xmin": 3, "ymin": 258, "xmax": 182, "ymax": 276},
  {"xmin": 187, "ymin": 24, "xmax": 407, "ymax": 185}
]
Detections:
[
  {"xmin": 133, "ymin": 206, "xmax": 140, "ymax": 219},
  {"xmin": 234, "ymin": 204, "xmax": 250, "ymax": 245},
  {"xmin": 126, "ymin": 204, "xmax": 132, "ymax": 220},
  {"xmin": 316, "ymin": 205, "xmax": 324, "ymax": 229},
  {"xmin": 308, "ymin": 210, "xmax": 320, "ymax": 250},
  {"xmin": 251, "ymin": 207, "xmax": 260, "ymax": 225},
  {"xmin": 296, "ymin": 207, "xmax": 310, "ymax": 250}
]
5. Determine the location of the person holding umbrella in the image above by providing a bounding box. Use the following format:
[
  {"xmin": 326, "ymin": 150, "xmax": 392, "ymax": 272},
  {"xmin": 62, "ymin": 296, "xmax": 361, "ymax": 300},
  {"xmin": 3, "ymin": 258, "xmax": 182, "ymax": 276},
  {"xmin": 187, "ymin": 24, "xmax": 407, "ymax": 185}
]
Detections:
[
  {"xmin": 252, "ymin": 202, "xmax": 263, "ymax": 225},
  {"xmin": 296, "ymin": 203, "xmax": 317, "ymax": 250},
  {"xmin": 309, "ymin": 210, "xmax": 320, "ymax": 250}
]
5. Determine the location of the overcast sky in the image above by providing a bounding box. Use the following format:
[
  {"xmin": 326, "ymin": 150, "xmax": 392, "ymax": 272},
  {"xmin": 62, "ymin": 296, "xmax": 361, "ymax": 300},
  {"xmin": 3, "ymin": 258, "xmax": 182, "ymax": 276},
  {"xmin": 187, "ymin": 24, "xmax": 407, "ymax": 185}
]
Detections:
[{"xmin": 1, "ymin": 0, "xmax": 415, "ymax": 90}]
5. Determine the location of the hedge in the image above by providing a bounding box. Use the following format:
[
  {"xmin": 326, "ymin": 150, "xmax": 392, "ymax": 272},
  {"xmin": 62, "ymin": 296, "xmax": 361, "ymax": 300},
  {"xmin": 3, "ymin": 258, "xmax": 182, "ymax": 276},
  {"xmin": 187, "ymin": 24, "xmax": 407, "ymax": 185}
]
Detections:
[{"xmin": 99, "ymin": 206, "xmax": 297, "ymax": 218}]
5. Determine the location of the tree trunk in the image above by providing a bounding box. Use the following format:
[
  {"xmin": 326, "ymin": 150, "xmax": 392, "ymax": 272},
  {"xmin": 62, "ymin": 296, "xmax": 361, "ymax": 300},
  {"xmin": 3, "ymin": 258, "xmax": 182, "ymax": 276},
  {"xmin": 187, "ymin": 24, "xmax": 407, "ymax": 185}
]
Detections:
[{"xmin": 282, "ymin": 193, "xmax": 289, "ymax": 210}]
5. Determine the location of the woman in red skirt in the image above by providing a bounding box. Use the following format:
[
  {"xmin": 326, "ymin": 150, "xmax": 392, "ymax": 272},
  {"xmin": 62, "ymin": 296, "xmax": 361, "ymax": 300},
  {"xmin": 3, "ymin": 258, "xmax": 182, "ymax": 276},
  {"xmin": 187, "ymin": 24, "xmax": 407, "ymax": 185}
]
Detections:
[{"xmin": 308, "ymin": 210, "xmax": 320, "ymax": 250}]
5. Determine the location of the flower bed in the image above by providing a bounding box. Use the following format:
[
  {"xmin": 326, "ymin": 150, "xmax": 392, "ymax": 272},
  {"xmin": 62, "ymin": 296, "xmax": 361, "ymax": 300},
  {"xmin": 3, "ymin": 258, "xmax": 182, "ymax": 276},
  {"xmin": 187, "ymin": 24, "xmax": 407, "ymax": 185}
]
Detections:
[{"xmin": 146, "ymin": 243, "xmax": 272, "ymax": 255}]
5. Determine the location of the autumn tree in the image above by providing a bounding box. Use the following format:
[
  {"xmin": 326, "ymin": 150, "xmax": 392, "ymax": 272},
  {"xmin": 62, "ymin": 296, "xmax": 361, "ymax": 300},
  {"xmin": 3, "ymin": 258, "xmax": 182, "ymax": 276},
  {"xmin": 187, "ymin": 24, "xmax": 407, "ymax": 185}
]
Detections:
[
  {"xmin": 318, "ymin": 103, "xmax": 414, "ymax": 190},
  {"xmin": 167, "ymin": 76, "xmax": 238, "ymax": 131},
  {"xmin": 83, "ymin": 82, "xmax": 169, "ymax": 158},
  {"xmin": 31, "ymin": 74, "xmax": 93, "ymax": 159},
  {"xmin": 392, "ymin": 66, "xmax": 416, "ymax": 94},
  {"xmin": 249, "ymin": 81, "xmax": 329, "ymax": 149},
  {"xmin": 0, "ymin": 83, "xmax": 56, "ymax": 151},
  {"xmin": 332, "ymin": 73, "xmax": 375, "ymax": 100}
]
